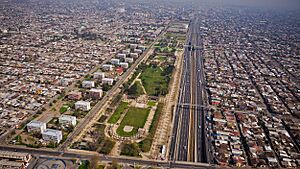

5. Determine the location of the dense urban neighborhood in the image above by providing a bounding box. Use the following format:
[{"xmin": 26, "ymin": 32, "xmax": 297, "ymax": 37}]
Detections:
[{"xmin": 0, "ymin": 0, "xmax": 299, "ymax": 168}]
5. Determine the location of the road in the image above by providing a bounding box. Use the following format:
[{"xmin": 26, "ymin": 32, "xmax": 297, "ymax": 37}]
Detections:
[
  {"xmin": 0, "ymin": 145, "xmax": 218, "ymax": 169},
  {"xmin": 169, "ymin": 19, "xmax": 209, "ymax": 163}
]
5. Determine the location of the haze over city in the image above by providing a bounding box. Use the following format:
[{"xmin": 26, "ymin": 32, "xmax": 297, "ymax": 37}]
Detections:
[{"xmin": 0, "ymin": 0, "xmax": 299, "ymax": 168}]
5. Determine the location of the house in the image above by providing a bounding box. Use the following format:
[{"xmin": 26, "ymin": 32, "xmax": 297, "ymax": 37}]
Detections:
[
  {"xmin": 89, "ymin": 88, "xmax": 103, "ymax": 99},
  {"xmin": 102, "ymin": 78, "xmax": 114, "ymax": 85},
  {"xmin": 75, "ymin": 101, "xmax": 91, "ymax": 111},
  {"xmin": 68, "ymin": 91, "xmax": 82, "ymax": 100},
  {"xmin": 119, "ymin": 62, "xmax": 129, "ymax": 69},
  {"xmin": 42, "ymin": 129, "xmax": 63, "ymax": 143},
  {"xmin": 93, "ymin": 71, "xmax": 105, "ymax": 79},
  {"xmin": 125, "ymin": 57, "xmax": 134, "ymax": 63},
  {"xmin": 59, "ymin": 115, "xmax": 77, "ymax": 126},
  {"xmin": 82, "ymin": 81, "xmax": 95, "ymax": 88},
  {"xmin": 102, "ymin": 64, "xmax": 113, "ymax": 71},
  {"xmin": 26, "ymin": 120, "xmax": 46, "ymax": 133}
]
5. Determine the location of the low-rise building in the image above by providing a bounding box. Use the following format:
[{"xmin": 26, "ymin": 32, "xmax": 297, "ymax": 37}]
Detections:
[
  {"xmin": 93, "ymin": 71, "xmax": 105, "ymax": 79},
  {"xmin": 125, "ymin": 57, "xmax": 134, "ymax": 63},
  {"xmin": 42, "ymin": 129, "xmax": 63, "ymax": 143},
  {"xmin": 75, "ymin": 101, "xmax": 91, "ymax": 111},
  {"xmin": 26, "ymin": 120, "xmax": 46, "ymax": 133},
  {"xmin": 117, "ymin": 53, "xmax": 126, "ymax": 59},
  {"xmin": 102, "ymin": 64, "xmax": 113, "ymax": 71},
  {"xmin": 102, "ymin": 78, "xmax": 114, "ymax": 86},
  {"xmin": 111, "ymin": 58, "xmax": 120, "ymax": 65},
  {"xmin": 68, "ymin": 91, "xmax": 82, "ymax": 100},
  {"xmin": 119, "ymin": 62, "xmax": 129, "ymax": 69},
  {"xmin": 59, "ymin": 115, "xmax": 77, "ymax": 126},
  {"xmin": 82, "ymin": 81, "xmax": 95, "ymax": 88},
  {"xmin": 89, "ymin": 88, "xmax": 103, "ymax": 99}
]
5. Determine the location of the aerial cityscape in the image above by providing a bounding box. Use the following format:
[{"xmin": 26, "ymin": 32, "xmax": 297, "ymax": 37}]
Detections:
[{"xmin": 0, "ymin": 0, "xmax": 299, "ymax": 168}]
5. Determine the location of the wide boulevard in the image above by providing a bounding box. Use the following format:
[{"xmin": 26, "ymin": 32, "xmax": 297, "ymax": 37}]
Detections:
[{"xmin": 169, "ymin": 19, "xmax": 209, "ymax": 163}]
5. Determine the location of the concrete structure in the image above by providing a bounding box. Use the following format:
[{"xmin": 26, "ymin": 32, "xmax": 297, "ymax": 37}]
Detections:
[
  {"xmin": 120, "ymin": 62, "xmax": 129, "ymax": 69},
  {"xmin": 75, "ymin": 101, "xmax": 91, "ymax": 111},
  {"xmin": 89, "ymin": 88, "xmax": 103, "ymax": 99},
  {"xmin": 59, "ymin": 115, "xmax": 77, "ymax": 126},
  {"xmin": 93, "ymin": 71, "xmax": 105, "ymax": 79},
  {"xmin": 117, "ymin": 53, "xmax": 126, "ymax": 60},
  {"xmin": 102, "ymin": 64, "xmax": 113, "ymax": 71},
  {"xmin": 67, "ymin": 91, "xmax": 82, "ymax": 100},
  {"xmin": 82, "ymin": 81, "xmax": 95, "ymax": 88},
  {"xmin": 0, "ymin": 150, "xmax": 31, "ymax": 162},
  {"xmin": 134, "ymin": 49, "xmax": 143, "ymax": 54},
  {"xmin": 130, "ymin": 44, "xmax": 138, "ymax": 49},
  {"xmin": 26, "ymin": 120, "xmax": 46, "ymax": 133},
  {"xmin": 111, "ymin": 58, "xmax": 120, "ymax": 65},
  {"xmin": 130, "ymin": 53, "xmax": 139, "ymax": 59},
  {"xmin": 102, "ymin": 78, "xmax": 114, "ymax": 86},
  {"xmin": 42, "ymin": 129, "xmax": 63, "ymax": 143},
  {"xmin": 125, "ymin": 57, "xmax": 134, "ymax": 63}
]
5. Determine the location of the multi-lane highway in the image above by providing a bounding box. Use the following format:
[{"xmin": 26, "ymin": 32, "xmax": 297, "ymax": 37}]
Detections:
[
  {"xmin": 169, "ymin": 19, "xmax": 209, "ymax": 163},
  {"xmin": 0, "ymin": 145, "xmax": 217, "ymax": 169}
]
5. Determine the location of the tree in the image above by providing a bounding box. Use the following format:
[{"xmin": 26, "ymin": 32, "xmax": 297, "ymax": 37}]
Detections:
[
  {"xmin": 111, "ymin": 160, "xmax": 119, "ymax": 169},
  {"xmin": 89, "ymin": 155, "xmax": 100, "ymax": 169}
]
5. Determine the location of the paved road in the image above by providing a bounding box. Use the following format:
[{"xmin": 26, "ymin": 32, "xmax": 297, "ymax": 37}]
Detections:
[
  {"xmin": 169, "ymin": 19, "xmax": 210, "ymax": 163},
  {"xmin": 0, "ymin": 145, "xmax": 218, "ymax": 169}
]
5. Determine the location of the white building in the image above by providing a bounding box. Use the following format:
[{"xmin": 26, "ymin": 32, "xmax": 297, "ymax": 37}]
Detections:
[
  {"xmin": 138, "ymin": 46, "xmax": 146, "ymax": 51},
  {"xmin": 102, "ymin": 64, "xmax": 113, "ymax": 71},
  {"xmin": 117, "ymin": 53, "xmax": 126, "ymax": 59},
  {"xmin": 59, "ymin": 115, "xmax": 77, "ymax": 126},
  {"xmin": 130, "ymin": 53, "xmax": 139, "ymax": 59},
  {"xmin": 111, "ymin": 58, "xmax": 120, "ymax": 65},
  {"xmin": 93, "ymin": 71, "xmax": 105, "ymax": 79},
  {"xmin": 89, "ymin": 88, "xmax": 103, "ymax": 99},
  {"xmin": 82, "ymin": 81, "xmax": 95, "ymax": 88},
  {"xmin": 134, "ymin": 49, "xmax": 143, "ymax": 54},
  {"xmin": 130, "ymin": 44, "xmax": 138, "ymax": 49},
  {"xmin": 26, "ymin": 120, "xmax": 46, "ymax": 133},
  {"xmin": 102, "ymin": 78, "xmax": 114, "ymax": 86},
  {"xmin": 122, "ymin": 49, "xmax": 130, "ymax": 55},
  {"xmin": 125, "ymin": 57, "xmax": 134, "ymax": 63},
  {"xmin": 75, "ymin": 101, "xmax": 91, "ymax": 111},
  {"xmin": 119, "ymin": 62, "xmax": 129, "ymax": 69},
  {"xmin": 42, "ymin": 129, "xmax": 63, "ymax": 143}
]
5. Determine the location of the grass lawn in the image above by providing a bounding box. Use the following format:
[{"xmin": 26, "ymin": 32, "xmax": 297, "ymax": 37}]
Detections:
[
  {"xmin": 108, "ymin": 102, "xmax": 129, "ymax": 124},
  {"xmin": 140, "ymin": 66, "xmax": 168, "ymax": 96},
  {"xmin": 59, "ymin": 105, "xmax": 69, "ymax": 113},
  {"xmin": 147, "ymin": 101, "xmax": 156, "ymax": 107},
  {"xmin": 116, "ymin": 107, "xmax": 150, "ymax": 137}
]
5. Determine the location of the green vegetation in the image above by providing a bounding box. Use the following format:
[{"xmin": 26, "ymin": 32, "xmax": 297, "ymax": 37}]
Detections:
[
  {"xmin": 139, "ymin": 103, "xmax": 164, "ymax": 152},
  {"xmin": 120, "ymin": 143, "xmax": 140, "ymax": 157},
  {"xmin": 59, "ymin": 105, "xmax": 70, "ymax": 113},
  {"xmin": 116, "ymin": 107, "xmax": 150, "ymax": 137},
  {"xmin": 78, "ymin": 160, "xmax": 90, "ymax": 169},
  {"xmin": 140, "ymin": 66, "xmax": 169, "ymax": 96},
  {"xmin": 98, "ymin": 139, "xmax": 115, "ymax": 154},
  {"xmin": 127, "ymin": 81, "xmax": 145, "ymax": 96},
  {"xmin": 97, "ymin": 115, "xmax": 108, "ymax": 123},
  {"xmin": 147, "ymin": 101, "xmax": 156, "ymax": 107},
  {"xmin": 108, "ymin": 102, "xmax": 129, "ymax": 124}
]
